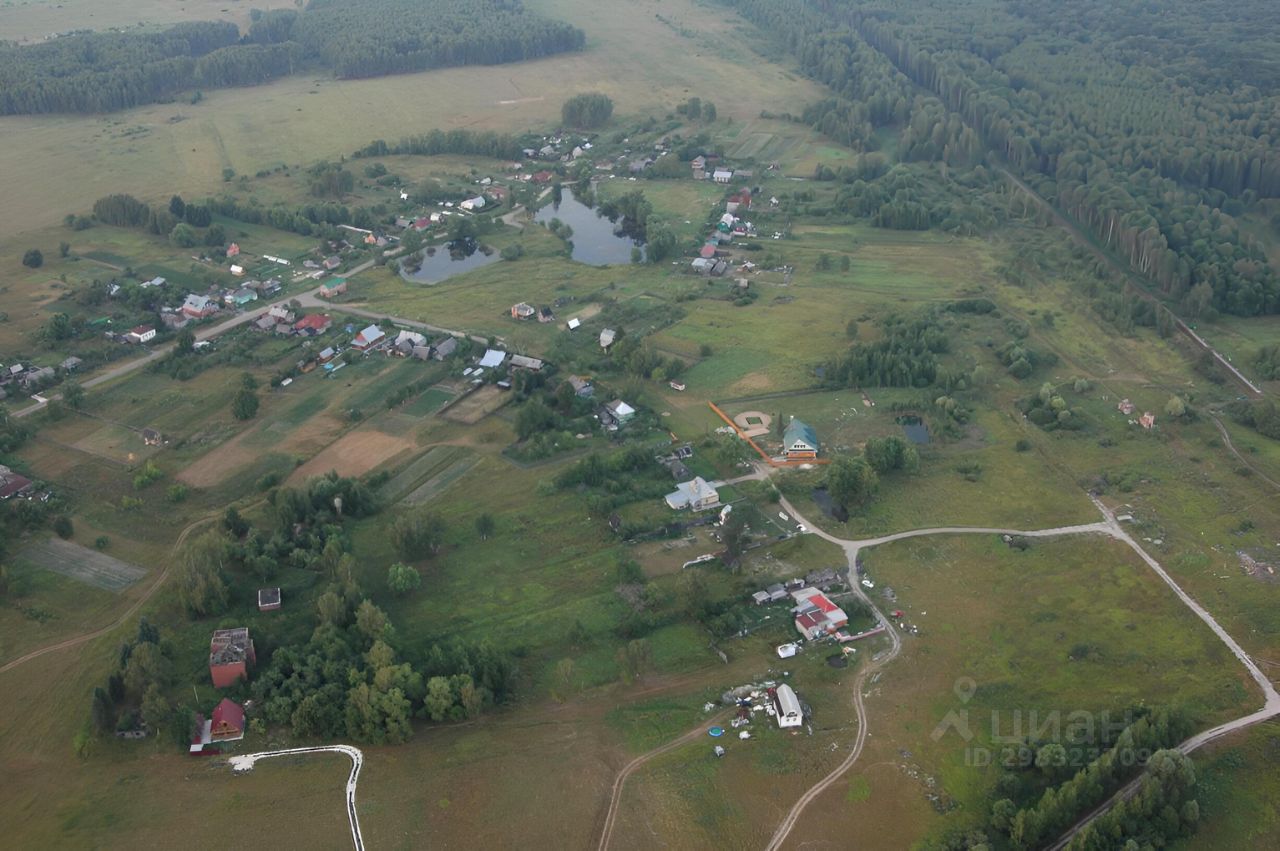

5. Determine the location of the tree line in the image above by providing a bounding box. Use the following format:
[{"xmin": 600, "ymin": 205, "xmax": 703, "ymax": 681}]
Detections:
[{"xmin": 0, "ymin": 0, "xmax": 583, "ymax": 115}]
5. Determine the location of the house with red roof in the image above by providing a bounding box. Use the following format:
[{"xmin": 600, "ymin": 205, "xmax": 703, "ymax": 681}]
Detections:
[
  {"xmin": 790, "ymin": 586, "xmax": 848, "ymax": 639},
  {"xmin": 293, "ymin": 314, "xmax": 332, "ymax": 336},
  {"xmin": 210, "ymin": 698, "xmax": 245, "ymax": 741},
  {"xmin": 699, "ymin": 243, "xmax": 717, "ymax": 260},
  {"xmin": 531, "ymin": 170, "xmax": 554, "ymax": 184}
]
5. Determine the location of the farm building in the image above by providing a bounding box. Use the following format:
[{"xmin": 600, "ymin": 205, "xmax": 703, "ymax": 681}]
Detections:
[
  {"xmin": 567, "ymin": 375, "xmax": 593, "ymax": 398},
  {"xmin": 352, "ymin": 324, "xmax": 387, "ymax": 351},
  {"xmin": 664, "ymin": 477, "xmax": 721, "ymax": 511},
  {"xmin": 511, "ymin": 302, "xmax": 536, "ymax": 320},
  {"xmin": 772, "ymin": 684, "xmax": 803, "ymax": 728},
  {"xmin": 323, "ymin": 255, "xmax": 341, "ymax": 271},
  {"xmin": 599, "ymin": 328, "xmax": 617, "ymax": 349},
  {"xmin": 209, "ymin": 698, "xmax": 245, "ymax": 742},
  {"xmin": 538, "ymin": 306, "xmax": 555, "ymax": 323},
  {"xmin": 395, "ymin": 330, "xmax": 428, "ymax": 354},
  {"xmin": 713, "ymin": 169, "xmax": 733, "ymax": 183},
  {"xmin": 478, "ymin": 349, "xmax": 507, "ymax": 369},
  {"xmin": 209, "ymin": 628, "xmax": 256, "ymax": 688},
  {"xmin": 603, "ymin": 399, "xmax": 636, "ymax": 427},
  {"xmin": 510, "ymin": 354, "xmax": 544, "ymax": 371},
  {"xmin": 258, "ymin": 588, "xmax": 281, "ymax": 612},
  {"xmin": 699, "ymin": 243, "xmax": 717, "ymax": 259},
  {"xmin": 317, "ymin": 346, "xmax": 337, "ymax": 363},
  {"xmin": 783, "ymin": 418, "xmax": 819, "ymax": 459},
  {"xmin": 790, "ymin": 587, "xmax": 848, "ymax": 639},
  {"xmin": 142, "ymin": 428, "xmax": 162, "ymax": 446},
  {"xmin": 460, "ymin": 196, "xmax": 486, "ymax": 211}
]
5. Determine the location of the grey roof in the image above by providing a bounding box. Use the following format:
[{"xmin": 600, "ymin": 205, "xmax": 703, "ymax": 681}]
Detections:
[{"xmin": 784, "ymin": 418, "xmax": 818, "ymax": 451}]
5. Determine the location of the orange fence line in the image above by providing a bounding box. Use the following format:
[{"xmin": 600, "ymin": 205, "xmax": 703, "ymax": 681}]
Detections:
[{"xmin": 707, "ymin": 402, "xmax": 829, "ymax": 467}]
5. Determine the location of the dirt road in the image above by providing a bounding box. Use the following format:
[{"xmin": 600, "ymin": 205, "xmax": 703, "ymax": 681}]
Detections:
[{"xmin": 764, "ymin": 493, "xmax": 1279, "ymax": 851}]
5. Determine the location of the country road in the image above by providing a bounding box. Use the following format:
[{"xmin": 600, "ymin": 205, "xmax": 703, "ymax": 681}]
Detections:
[
  {"xmin": 759, "ymin": 491, "xmax": 1279, "ymax": 851},
  {"xmin": 1207, "ymin": 411, "xmax": 1280, "ymax": 492},
  {"xmin": 596, "ymin": 709, "xmax": 732, "ymax": 851},
  {"xmin": 9, "ymin": 250, "xmax": 509, "ymax": 420},
  {"xmin": 228, "ymin": 745, "xmax": 365, "ymax": 851}
]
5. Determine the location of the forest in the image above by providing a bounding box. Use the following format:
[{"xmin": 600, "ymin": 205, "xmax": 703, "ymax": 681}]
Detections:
[
  {"xmin": 727, "ymin": 0, "xmax": 1280, "ymax": 316},
  {"xmin": 0, "ymin": 0, "xmax": 583, "ymax": 115}
]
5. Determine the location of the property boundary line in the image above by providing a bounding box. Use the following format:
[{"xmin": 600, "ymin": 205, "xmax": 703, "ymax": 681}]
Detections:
[{"xmin": 706, "ymin": 402, "xmax": 829, "ymax": 467}]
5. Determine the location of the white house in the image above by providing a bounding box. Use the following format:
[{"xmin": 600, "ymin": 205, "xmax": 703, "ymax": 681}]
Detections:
[
  {"xmin": 773, "ymin": 684, "xmax": 803, "ymax": 728},
  {"xmin": 664, "ymin": 477, "xmax": 721, "ymax": 511},
  {"xmin": 713, "ymin": 169, "xmax": 733, "ymax": 183},
  {"xmin": 125, "ymin": 325, "xmax": 156, "ymax": 344}
]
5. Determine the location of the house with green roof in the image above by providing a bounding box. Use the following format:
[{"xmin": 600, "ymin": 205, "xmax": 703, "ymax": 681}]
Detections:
[{"xmin": 783, "ymin": 418, "xmax": 819, "ymax": 459}]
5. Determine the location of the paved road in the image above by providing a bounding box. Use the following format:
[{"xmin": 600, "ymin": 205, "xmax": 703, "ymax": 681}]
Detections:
[
  {"xmin": 229, "ymin": 745, "xmax": 366, "ymax": 851},
  {"xmin": 762, "ymin": 493, "xmax": 1279, "ymax": 851}
]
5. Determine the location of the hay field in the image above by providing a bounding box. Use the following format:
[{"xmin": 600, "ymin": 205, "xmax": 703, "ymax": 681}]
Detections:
[{"xmin": 0, "ymin": 0, "xmax": 828, "ymax": 242}]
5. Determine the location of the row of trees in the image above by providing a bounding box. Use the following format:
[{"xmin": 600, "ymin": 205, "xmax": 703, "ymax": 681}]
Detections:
[{"xmin": 562, "ymin": 93, "xmax": 614, "ymax": 129}]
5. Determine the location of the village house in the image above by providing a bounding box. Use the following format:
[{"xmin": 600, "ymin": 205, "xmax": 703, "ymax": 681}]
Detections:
[
  {"xmin": 19, "ymin": 366, "xmax": 55, "ymax": 391},
  {"xmin": 228, "ymin": 287, "xmax": 258, "ymax": 308},
  {"xmin": 352, "ymin": 324, "xmax": 387, "ymax": 351},
  {"xmin": 160, "ymin": 311, "xmax": 189, "ymax": 331},
  {"xmin": 664, "ymin": 477, "xmax": 721, "ymax": 511},
  {"xmin": 142, "ymin": 428, "xmax": 162, "ymax": 446},
  {"xmin": 783, "ymin": 418, "xmax": 819, "ymax": 459},
  {"xmin": 225, "ymin": 243, "xmax": 240, "ymax": 258},
  {"xmin": 602, "ymin": 399, "xmax": 636, "ymax": 429},
  {"xmin": 771, "ymin": 684, "xmax": 803, "ymax": 729},
  {"xmin": 0, "ymin": 465, "xmax": 34, "ymax": 500},
  {"xmin": 713, "ymin": 168, "xmax": 733, "ymax": 183},
  {"xmin": 258, "ymin": 588, "xmax": 281, "ymax": 612},
  {"xmin": 60, "ymin": 356, "xmax": 83, "ymax": 372},
  {"xmin": 125, "ymin": 325, "xmax": 156, "ymax": 345},
  {"xmin": 267, "ymin": 305, "xmax": 295, "ymax": 324},
  {"xmin": 511, "ymin": 302, "xmax": 536, "ymax": 320},
  {"xmin": 699, "ymin": 243, "xmax": 718, "ymax": 260},
  {"xmin": 538, "ymin": 305, "xmax": 555, "ymax": 323},
  {"xmin": 182, "ymin": 294, "xmax": 217, "ymax": 319},
  {"xmin": 691, "ymin": 155, "xmax": 707, "ymax": 179},
  {"xmin": 1118, "ymin": 398, "xmax": 1136, "ymax": 416},
  {"xmin": 791, "ymin": 586, "xmax": 849, "ymax": 639},
  {"xmin": 323, "ymin": 255, "xmax": 342, "ymax": 271},
  {"xmin": 209, "ymin": 627, "xmax": 255, "ymax": 688},
  {"xmin": 252, "ymin": 314, "xmax": 276, "ymax": 332},
  {"xmin": 209, "ymin": 698, "xmax": 246, "ymax": 741},
  {"xmin": 691, "ymin": 257, "xmax": 715, "ymax": 274},
  {"xmin": 318, "ymin": 278, "xmax": 347, "ymax": 299},
  {"xmin": 599, "ymin": 328, "xmax": 617, "ymax": 350},
  {"xmin": 394, "ymin": 329, "xmax": 428, "ymax": 355},
  {"xmin": 567, "ymin": 375, "xmax": 593, "ymax": 398},
  {"xmin": 293, "ymin": 314, "xmax": 332, "ymax": 336},
  {"xmin": 432, "ymin": 337, "xmax": 458, "ymax": 360},
  {"xmin": 460, "ymin": 196, "xmax": 486, "ymax": 211}
]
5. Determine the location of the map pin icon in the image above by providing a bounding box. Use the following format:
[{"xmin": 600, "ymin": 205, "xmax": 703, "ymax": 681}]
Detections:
[{"xmin": 954, "ymin": 677, "xmax": 977, "ymax": 704}]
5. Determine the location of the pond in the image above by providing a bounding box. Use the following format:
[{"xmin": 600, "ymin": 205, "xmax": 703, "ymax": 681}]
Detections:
[
  {"xmin": 811, "ymin": 487, "xmax": 849, "ymax": 522},
  {"xmin": 400, "ymin": 238, "xmax": 498, "ymax": 284},
  {"xmin": 534, "ymin": 189, "xmax": 644, "ymax": 265},
  {"xmin": 897, "ymin": 415, "xmax": 931, "ymax": 445}
]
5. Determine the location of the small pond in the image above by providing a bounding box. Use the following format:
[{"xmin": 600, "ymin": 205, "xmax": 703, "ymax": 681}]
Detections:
[
  {"xmin": 400, "ymin": 238, "xmax": 498, "ymax": 284},
  {"xmin": 811, "ymin": 487, "xmax": 849, "ymax": 522},
  {"xmin": 897, "ymin": 415, "xmax": 931, "ymax": 445},
  {"xmin": 534, "ymin": 189, "xmax": 644, "ymax": 265}
]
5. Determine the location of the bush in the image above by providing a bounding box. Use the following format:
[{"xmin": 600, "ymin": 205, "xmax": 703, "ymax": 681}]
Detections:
[
  {"xmin": 53, "ymin": 515, "xmax": 74, "ymax": 539},
  {"xmin": 22, "ymin": 248, "xmax": 44, "ymax": 268}
]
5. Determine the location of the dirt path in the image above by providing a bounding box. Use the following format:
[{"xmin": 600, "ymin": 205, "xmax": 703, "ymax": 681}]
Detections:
[
  {"xmin": 0, "ymin": 505, "xmax": 225, "ymax": 674},
  {"xmin": 764, "ymin": 491, "xmax": 1279, "ymax": 851},
  {"xmin": 228, "ymin": 745, "xmax": 365, "ymax": 851},
  {"xmin": 596, "ymin": 709, "xmax": 732, "ymax": 851},
  {"xmin": 1207, "ymin": 412, "xmax": 1280, "ymax": 493}
]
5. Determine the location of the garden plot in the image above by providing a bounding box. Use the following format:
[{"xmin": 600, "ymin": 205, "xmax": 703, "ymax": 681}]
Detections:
[{"xmin": 19, "ymin": 538, "xmax": 147, "ymax": 592}]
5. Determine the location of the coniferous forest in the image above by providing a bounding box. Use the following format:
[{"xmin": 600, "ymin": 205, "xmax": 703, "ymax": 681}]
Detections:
[
  {"xmin": 0, "ymin": 0, "xmax": 583, "ymax": 116},
  {"xmin": 727, "ymin": 0, "xmax": 1280, "ymax": 316}
]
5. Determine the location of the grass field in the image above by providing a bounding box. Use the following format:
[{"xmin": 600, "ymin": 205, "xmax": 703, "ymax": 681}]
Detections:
[
  {"xmin": 17, "ymin": 536, "xmax": 146, "ymax": 591},
  {"xmin": 0, "ymin": 0, "xmax": 297, "ymax": 43},
  {"xmin": 775, "ymin": 534, "xmax": 1259, "ymax": 847}
]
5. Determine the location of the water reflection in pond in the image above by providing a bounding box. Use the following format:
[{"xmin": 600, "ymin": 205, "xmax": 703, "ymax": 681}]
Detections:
[
  {"xmin": 400, "ymin": 238, "xmax": 498, "ymax": 284},
  {"xmin": 897, "ymin": 415, "xmax": 931, "ymax": 444},
  {"xmin": 534, "ymin": 189, "xmax": 644, "ymax": 265}
]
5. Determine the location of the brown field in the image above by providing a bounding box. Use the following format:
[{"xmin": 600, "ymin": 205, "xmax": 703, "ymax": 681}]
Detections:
[
  {"xmin": 0, "ymin": 0, "xmax": 298, "ymax": 43},
  {"xmin": 177, "ymin": 429, "xmax": 259, "ymax": 488},
  {"xmin": 289, "ymin": 428, "xmax": 415, "ymax": 483},
  {"xmin": 442, "ymin": 385, "xmax": 510, "ymax": 424}
]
